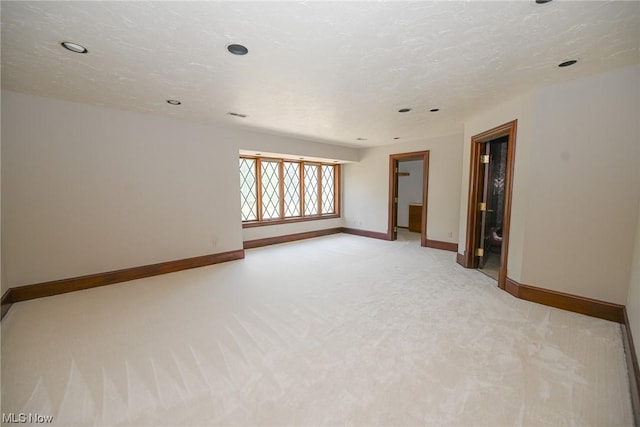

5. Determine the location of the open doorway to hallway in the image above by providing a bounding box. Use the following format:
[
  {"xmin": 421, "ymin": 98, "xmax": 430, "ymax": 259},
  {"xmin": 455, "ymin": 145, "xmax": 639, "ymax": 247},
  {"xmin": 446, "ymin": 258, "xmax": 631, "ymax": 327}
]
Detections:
[
  {"xmin": 388, "ymin": 151, "xmax": 429, "ymax": 246},
  {"xmin": 397, "ymin": 159, "xmax": 424, "ymax": 239}
]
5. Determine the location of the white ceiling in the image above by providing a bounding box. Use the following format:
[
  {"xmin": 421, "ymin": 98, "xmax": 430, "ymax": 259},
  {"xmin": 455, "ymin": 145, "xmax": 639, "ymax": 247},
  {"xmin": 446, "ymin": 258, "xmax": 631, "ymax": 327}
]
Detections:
[{"xmin": 2, "ymin": 1, "xmax": 639, "ymax": 148}]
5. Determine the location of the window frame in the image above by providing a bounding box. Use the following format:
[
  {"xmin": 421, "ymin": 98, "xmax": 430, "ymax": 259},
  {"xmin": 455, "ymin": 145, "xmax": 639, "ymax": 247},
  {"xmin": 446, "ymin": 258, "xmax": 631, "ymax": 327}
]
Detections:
[{"xmin": 240, "ymin": 155, "xmax": 341, "ymax": 228}]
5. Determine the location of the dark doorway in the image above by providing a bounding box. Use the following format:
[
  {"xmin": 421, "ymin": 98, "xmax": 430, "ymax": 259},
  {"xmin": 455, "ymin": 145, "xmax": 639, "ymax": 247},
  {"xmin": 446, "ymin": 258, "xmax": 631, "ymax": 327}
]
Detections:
[
  {"xmin": 462, "ymin": 120, "xmax": 517, "ymax": 290},
  {"xmin": 477, "ymin": 136, "xmax": 508, "ymax": 280}
]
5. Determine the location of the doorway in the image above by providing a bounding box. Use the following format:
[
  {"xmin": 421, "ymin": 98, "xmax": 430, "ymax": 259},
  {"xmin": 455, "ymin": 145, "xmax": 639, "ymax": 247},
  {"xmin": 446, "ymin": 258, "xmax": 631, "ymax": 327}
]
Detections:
[
  {"xmin": 388, "ymin": 151, "xmax": 430, "ymax": 246},
  {"xmin": 477, "ymin": 136, "xmax": 508, "ymax": 280},
  {"xmin": 463, "ymin": 121, "xmax": 517, "ymax": 289}
]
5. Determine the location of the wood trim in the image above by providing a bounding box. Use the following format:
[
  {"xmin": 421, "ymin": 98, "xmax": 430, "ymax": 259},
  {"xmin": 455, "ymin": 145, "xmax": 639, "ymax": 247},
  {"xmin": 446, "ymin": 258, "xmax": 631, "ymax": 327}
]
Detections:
[
  {"xmin": 499, "ymin": 123, "xmax": 517, "ymax": 289},
  {"xmin": 256, "ymin": 159, "xmax": 264, "ymax": 221},
  {"xmin": 317, "ymin": 164, "xmax": 323, "ymax": 216},
  {"xmin": 244, "ymin": 228, "xmax": 342, "ymax": 249},
  {"xmin": 505, "ymin": 277, "xmax": 624, "ymax": 323},
  {"xmin": 425, "ymin": 239, "xmax": 458, "ymax": 252},
  {"xmin": 388, "ymin": 156, "xmax": 396, "ymax": 241},
  {"xmin": 278, "ymin": 161, "xmax": 285, "ymax": 218},
  {"xmin": 622, "ymin": 308, "xmax": 640, "ymax": 424},
  {"xmin": 421, "ymin": 154, "xmax": 430, "ymax": 248},
  {"xmin": 464, "ymin": 137, "xmax": 483, "ymax": 268},
  {"xmin": 464, "ymin": 120, "xmax": 517, "ymax": 290},
  {"xmin": 388, "ymin": 150, "xmax": 430, "ymax": 246},
  {"xmin": 341, "ymin": 227, "xmax": 390, "ymax": 241},
  {"xmin": 334, "ymin": 164, "xmax": 341, "ymax": 217},
  {"xmin": 456, "ymin": 252, "xmax": 466, "ymax": 267},
  {"xmin": 1, "ymin": 250, "xmax": 245, "ymax": 319},
  {"xmin": 1, "ymin": 290, "xmax": 14, "ymax": 320},
  {"xmin": 300, "ymin": 160, "xmax": 306, "ymax": 216}
]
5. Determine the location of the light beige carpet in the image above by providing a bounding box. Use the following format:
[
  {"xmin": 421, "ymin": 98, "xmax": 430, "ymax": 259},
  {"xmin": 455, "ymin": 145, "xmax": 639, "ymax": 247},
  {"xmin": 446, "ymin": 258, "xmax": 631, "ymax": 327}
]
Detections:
[{"xmin": 1, "ymin": 234, "xmax": 634, "ymax": 426}]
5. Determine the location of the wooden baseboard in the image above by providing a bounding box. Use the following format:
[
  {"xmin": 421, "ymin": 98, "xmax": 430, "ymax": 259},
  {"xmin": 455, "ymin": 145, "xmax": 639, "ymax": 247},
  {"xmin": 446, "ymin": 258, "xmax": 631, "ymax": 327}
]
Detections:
[
  {"xmin": 1, "ymin": 290, "xmax": 13, "ymax": 320},
  {"xmin": 505, "ymin": 277, "xmax": 624, "ymax": 324},
  {"xmin": 456, "ymin": 252, "xmax": 466, "ymax": 267},
  {"xmin": 426, "ymin": 239, "xmax": 458, "ymax": 252},
  {"xmin": 622, "ymin": 307, "xmax": 640, "ymax": 425},
  {"xmin": 244, "ymin": 228, "xmax": 342, "ymax": 249},
  {"xmin": 340, "ymin": 227, "xmax": 390, "ymax": 240},
  {"xmin": 0, "ymin": 249, "xmax": 245, "ymax": 320}
]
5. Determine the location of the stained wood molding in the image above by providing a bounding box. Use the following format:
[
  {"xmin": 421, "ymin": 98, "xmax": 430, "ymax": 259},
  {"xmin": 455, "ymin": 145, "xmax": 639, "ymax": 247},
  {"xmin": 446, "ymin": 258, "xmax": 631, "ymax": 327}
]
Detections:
[
  {"xmin": 0, "ymin": 249, "xmax": 245, "ymax": 320},
  {"xmin": 1, "ymin": 291, "xmax": 13, "ymax": 320},
  {"xmin": 341, "ymin": 227, "xmax": 390, "ymax": 240},
  {"xmin": 456, "ymin": 251, "xmax": 469, "ymax": 268},
  {"xmin": 505, "ymin": 277, "xmax": 624, "ymax": 324},
  {"xmin": 622, "ymin": 308, "xmax": 640, "ymax": 424},
  {"xmin": 426, "ymin": 239, "xmax": 458, "ymax": 252},
  {"xmin": 244, "ymin": 228, "xmax": 342, "ymax": 249}
]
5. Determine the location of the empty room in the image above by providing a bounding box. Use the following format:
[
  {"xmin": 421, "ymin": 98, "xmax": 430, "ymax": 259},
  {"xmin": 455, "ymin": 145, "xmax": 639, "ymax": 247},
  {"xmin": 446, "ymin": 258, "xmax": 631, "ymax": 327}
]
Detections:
[{"xmin": 1, "ymin": 1, "xmax": 639, "ymax": 426}]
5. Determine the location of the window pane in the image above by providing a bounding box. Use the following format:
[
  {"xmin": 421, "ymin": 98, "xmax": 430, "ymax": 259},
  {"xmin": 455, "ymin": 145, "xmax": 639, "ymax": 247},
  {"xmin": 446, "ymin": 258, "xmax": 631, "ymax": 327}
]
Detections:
[
  {"xmin": 304, "ymin": 164, "xmax": 319, "ymax": 215},
  {"xmin": 321, "ymin": 165, "xmax": 335, "ymax": 214},
  {"xmin": 283, "ymin": 162, "xmax": 300, "ymax": 217},
  {"xmin": 239, "ymin": 158, "xmax": 257, "ymax": 221},
  {"xmin": 261, "ymin": 161, "xmax": 281, "ymax": 219}
]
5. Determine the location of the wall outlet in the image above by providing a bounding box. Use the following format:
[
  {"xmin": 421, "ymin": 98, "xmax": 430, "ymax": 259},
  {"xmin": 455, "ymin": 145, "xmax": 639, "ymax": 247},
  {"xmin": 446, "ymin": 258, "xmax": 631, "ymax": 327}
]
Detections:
[{"xmin": 448, "ymin": 231, "xmax": 453, "ymax": 238}]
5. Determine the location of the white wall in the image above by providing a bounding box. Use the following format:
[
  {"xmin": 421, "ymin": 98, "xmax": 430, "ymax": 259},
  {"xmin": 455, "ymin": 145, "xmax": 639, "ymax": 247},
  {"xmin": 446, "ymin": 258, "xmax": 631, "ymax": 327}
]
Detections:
[
  {"xmin": 343, "ymin": 134, "xmax": 463, "ymax": 243},
  {"xmin": 242, "ymin": 217, "xmax": 344, "ymax": 241},
  {"xmin": 459, "ymin": 65, "xmax": 640, "ymax": 304},
  {"xmin": 1, "ymin": 91, "xmax": 357, "ymax": 290},
  {"xmin": 522, "ymin": 65, "xmax": 640, "ymax": 304},
  {"xmin": 627, "ymin": 199, "xmax": 640, "ymax": 361},
  {"xmin": 397, "ymin": 160, "xmax": 423, "ymax": 228}
]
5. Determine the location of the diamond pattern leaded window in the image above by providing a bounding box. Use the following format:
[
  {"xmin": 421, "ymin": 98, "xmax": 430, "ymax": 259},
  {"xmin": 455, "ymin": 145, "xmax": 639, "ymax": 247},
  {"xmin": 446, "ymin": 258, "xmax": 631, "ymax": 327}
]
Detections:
[
  {"xmin": 261, "ymin": 161, "xmax": 281, "ymax": 219},
  {"xmin": 304, "ymin": 164, "xmax": 319, "ymax": 216},
  {"xmin": 239, "ymin": 158, "xmax": 257, "ymax": 221},
  {"xmin": 321, "ymin": 165, "xmax": 335, "ymax": 214},
  {"xmin": 283, "ymin": 162, "xmax": 300, "ymax": 217},
  {"xmin": 240, "ymin": 157, "xmax": 338, "ymax": 223}
]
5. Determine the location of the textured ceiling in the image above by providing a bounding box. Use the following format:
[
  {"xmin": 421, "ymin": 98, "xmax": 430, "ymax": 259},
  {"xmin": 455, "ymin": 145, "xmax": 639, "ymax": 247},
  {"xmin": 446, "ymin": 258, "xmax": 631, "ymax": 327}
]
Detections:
[{"xmin": 2, "ymin": 1, "xmax": 639, "ymax": 148}]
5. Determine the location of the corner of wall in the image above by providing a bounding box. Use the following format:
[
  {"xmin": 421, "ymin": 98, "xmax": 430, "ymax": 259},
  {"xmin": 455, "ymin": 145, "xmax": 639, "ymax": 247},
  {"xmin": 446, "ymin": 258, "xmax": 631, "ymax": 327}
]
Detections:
[{"xmin": 626, "ymin": 192, "xmax": 640, "ymax": 369}]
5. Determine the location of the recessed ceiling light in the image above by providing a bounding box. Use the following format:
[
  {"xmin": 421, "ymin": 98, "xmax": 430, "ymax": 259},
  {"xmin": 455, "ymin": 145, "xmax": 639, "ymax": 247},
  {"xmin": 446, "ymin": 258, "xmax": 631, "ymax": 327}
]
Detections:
[
  {"xmin": 60, "ymin": 41, "xmax": 88, "ymax": 54},
  {"xmin": 558, "ymin": 60, "xmax": 578, "ymax": 68},
  {"xmin": 227, "ymin": 44, "xmax": 248, "ymax": 55},
  {"xmin": 227, "ymin": 112, "xmax": 247, "ymax": 118},
  {"xmin": 430, "ymin": 108, "xmax": 440, "ymax": 112},
  {"xmin": 398, "ymin": 108, "xmax": 412, "ymax": 113},
  {"xmin": 166, "ymin": 99, "xmax": 181, "ymax": 105},
  {"xmin": 356, "ymin": 137, "xmax": 367, "ymax": 141}
]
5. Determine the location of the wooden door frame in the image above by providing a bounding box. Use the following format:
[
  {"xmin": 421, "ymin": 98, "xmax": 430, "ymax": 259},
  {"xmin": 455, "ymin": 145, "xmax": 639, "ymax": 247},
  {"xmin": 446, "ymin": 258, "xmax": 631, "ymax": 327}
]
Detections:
[
  {"xmin": 388, "ymin": 151, "xmax": 430, "ymax": 246},
  {"xmin": 463, "ymin": 120, "xmax": 517, "ymax": 289}
]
